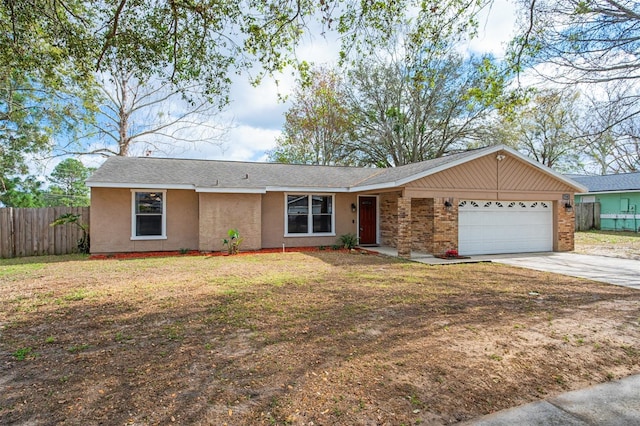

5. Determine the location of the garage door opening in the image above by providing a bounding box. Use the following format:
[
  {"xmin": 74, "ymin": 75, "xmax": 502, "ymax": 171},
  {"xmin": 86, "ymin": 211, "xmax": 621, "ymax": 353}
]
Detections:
[{"xmin": 458, "ymin": 200, "xmax": 553, "ymax": 255}]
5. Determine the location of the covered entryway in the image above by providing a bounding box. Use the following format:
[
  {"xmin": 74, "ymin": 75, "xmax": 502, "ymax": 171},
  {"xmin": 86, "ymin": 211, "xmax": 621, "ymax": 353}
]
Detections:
[
  {"xmin": 458, "ymin": 200, "xmax": 553, "ymax": 255},
  {"xmin": 358, "ymin": 196, "xmax": 377, "ymax": 245}
]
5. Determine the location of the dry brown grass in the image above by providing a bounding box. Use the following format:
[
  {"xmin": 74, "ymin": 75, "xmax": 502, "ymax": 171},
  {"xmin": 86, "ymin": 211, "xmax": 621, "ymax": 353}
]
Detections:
[
  {"xmin": 1, "ymin": 251, "xmax": 639, "ymax": 425},
  {"xmin": 575, "ymin": 230, "xmax": 640, "ymax": 260}
]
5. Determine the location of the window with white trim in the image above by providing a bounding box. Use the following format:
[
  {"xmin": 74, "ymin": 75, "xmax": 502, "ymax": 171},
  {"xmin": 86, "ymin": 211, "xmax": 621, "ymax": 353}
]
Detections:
[
  {"xmin": 131, "ymin": 190, "xmax": 166, "ymax": 239},
  {"xmin": 286, "ymin": 194, "xmax": 334, "ymax": 235}
]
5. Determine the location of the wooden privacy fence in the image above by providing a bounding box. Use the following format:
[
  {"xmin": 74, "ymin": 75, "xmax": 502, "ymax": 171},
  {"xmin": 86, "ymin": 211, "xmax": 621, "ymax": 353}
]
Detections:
[
  {"xmin": 0, "ymin": 207, "xmax": 90, "ymax": 258},
  {"xmin": 575, "ymin": 202, "xmax": 600, "ymax": 231}
]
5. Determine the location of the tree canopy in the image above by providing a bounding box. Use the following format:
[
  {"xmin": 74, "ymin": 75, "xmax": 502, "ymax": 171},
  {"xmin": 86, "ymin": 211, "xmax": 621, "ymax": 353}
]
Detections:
[
  {"xmin": 0, "ymin": 158, "xmax": 92, "ymax": 207},
  {"xmin": 272, "ymin": 22, "xmax": 510, "ymax": 167},
  {"xmin": 268, "ymin": 66, "xmax": 358, "ymax": 165},
  {"xmin": 2, "ymin": 0, "xmax": 490, "ymax": 98}
]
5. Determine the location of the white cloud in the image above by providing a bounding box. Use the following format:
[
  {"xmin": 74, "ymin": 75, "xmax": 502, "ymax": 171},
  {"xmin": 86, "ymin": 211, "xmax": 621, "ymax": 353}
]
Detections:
[
  {"xmin": 466, "ymin": 0, "xmax": 517, "ymax": 58},
  {"xmin": 175, "ymin": 124, "xmax": 282, "ymax": 162}
]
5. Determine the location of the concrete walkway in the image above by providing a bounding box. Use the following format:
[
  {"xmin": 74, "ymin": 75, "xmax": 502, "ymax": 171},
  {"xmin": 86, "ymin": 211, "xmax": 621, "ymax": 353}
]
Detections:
[
  {"xmin": 463, "ymin": 373, "xmax": 640, "ymax": 425},
  {"xmin": 368, "ymin": 248, "xmax": 640, "ymax": 289}
]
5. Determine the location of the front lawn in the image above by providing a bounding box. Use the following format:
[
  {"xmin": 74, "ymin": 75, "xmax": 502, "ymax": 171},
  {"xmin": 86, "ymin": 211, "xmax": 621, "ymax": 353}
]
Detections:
[
  {"xmin": 1, "ymin": 252, "xmax": 639, "ymax": 424},
  {"xmin": 575, "ymin": 230, "xmax": 640, "ymax": 260}
]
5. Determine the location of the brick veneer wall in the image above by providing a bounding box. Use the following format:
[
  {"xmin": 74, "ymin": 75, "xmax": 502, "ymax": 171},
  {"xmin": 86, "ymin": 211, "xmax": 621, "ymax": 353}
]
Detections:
[
  {"xmin": 557, "ymin": 198, "xmax": 575, "ymax": 251},
  {"xmin": 380, "ymin": 192, "xmax": 401, "ymax": 247},
  {"xmin": 397, "ymin": 196, "xmax": 412, "ymax": 258},
  {"xmin": 411, "ymin": 198, "xmax": 433, "ymax": 252},
  {"xmin": 381, "ymin": 193, "xmax": 573, "ymax": 255},
  {"xmin": 380, "ymin": 193, "xmax": 459, "ymax": 256},
  {"xmin": 431, "ymin": 197, "xmax": 458, "ymax": 255}
]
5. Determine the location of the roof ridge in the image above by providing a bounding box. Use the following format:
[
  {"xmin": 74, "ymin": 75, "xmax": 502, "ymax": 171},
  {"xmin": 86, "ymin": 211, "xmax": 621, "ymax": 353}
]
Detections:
[
  {"xmin": 349, "ymin": 168, "xmax": 388, "ymax": 187},
  {"xmin": 120, "ymin": 156, "xmax": 379, "ymax": 170}
]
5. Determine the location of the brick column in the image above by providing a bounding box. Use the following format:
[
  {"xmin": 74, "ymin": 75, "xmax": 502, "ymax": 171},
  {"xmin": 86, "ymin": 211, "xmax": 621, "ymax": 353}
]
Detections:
[
  {"xmin": 556, "ymin": 198, "xmax": 575, "ymax": 251},
  {"xmin": 431, "ymin": 197, "xmax": 458, "ymax": 255},
  {"xmin": 397, "ymin": 196, "xmax": 412, "ymax": 258}
]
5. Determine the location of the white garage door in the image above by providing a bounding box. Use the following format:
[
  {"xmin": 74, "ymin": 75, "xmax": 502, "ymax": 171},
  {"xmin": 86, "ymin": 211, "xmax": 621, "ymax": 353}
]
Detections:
[{"xmin": 458, "ymin": 200, "xmax": 553, "ymax": 255}]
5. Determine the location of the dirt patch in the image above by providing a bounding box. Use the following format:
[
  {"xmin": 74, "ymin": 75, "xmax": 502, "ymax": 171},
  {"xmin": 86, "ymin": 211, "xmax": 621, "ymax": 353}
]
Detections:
[{"xmin": 1, "ymin": 252, "xmax": 639, "ymax": 425}]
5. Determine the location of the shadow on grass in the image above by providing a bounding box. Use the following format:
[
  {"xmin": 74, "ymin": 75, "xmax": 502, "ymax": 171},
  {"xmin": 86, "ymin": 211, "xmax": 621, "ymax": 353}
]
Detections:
[{"xmin": 0, "ymin": 254, "xmax": 89, "ymax": 266}]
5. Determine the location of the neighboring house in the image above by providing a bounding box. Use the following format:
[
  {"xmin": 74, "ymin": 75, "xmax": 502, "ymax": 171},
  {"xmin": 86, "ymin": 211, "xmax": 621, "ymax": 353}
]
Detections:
[
  {"xmin": 571, "ymin": 172, "xmax": 640, "ymax": 232},
  {"xmin": 86, "ymin": 145, "xmax": 586, "ymax": 258}
]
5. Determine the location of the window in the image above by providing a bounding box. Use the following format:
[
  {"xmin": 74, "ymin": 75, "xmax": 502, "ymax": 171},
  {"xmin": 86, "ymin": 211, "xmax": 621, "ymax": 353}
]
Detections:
[
  {"xmin": 286, "ymin": 194, "xmax": 334, "ymax": 236},
  {"xmin": 132, "ymin": 190, "xmax": 166, "ymax": 239}
]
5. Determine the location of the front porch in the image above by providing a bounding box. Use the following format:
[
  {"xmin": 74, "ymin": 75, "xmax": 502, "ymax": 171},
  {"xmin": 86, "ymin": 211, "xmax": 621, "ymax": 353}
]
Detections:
[
  {"xmin": 364, "ymin": 246, "xmax": 491, "ymax": 264},
  {"xmin": 378, "ymin": 192, "xmax": 458, "ymax": 259}
]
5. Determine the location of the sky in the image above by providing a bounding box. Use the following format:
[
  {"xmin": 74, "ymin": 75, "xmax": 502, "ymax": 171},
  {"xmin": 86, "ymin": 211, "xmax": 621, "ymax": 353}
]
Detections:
[{"xmin": 75, "ymin": 0, "xmax": 518, "ymax": 171}]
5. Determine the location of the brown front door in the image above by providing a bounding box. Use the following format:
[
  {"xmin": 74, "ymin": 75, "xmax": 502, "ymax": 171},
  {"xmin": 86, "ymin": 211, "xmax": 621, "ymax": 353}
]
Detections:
[{"xmin": 359, "ymin": 196, "xmax": 377, "ymax": 245}]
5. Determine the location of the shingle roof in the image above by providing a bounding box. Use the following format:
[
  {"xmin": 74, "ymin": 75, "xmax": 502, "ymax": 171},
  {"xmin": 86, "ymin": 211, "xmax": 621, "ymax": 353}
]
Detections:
[
  {"xmin": 354, "ymin": 149, "xmax": 490, "ymax": 187},
  {"xmin": 87, "ymin": 145, "xmax": 585, "ymax": 192},
  {"xmin": 87, "ymin": 156, "xmax": 378, "ymax": 190},
  {"xmin": 568, "ymin": 173, "xmax": 640, "ymax": 193}
]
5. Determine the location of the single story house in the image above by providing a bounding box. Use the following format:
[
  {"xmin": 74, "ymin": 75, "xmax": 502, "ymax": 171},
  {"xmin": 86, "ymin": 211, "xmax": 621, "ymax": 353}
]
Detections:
[
  {"xmin": 86, "ymin": 145, "xmax": 586, "ymax": 258},
  {"xmin": 571, "ymin": 172, "xmax": 640, "ymax": 232}
]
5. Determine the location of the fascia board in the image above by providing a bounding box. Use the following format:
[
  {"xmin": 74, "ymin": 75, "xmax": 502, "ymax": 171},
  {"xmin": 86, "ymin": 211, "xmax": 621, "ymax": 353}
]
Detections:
[
  {"xmin": 266, "ymin": 186, "xmax": 350, "ymax": 193},
  {"xmin": 348, "ymin": 182, "xmax": 400, "ymax": 192},
  {"xmin": 87, "ymin": 182, "xmax": 195, "ymax": 190},
  {"xmin": 196, "ymin": 187, "xmax": 267, "ymax": 194},
  {"xmin": 577, "ymin": 189, "xmax": 640, "ymax": 196}
]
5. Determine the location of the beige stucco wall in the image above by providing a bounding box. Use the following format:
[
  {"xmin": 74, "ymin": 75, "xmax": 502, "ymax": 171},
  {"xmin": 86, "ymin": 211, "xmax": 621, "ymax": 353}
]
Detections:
[
  {"xmin": 198, "ymin": 193, "xmax": 262, "ymax": 252},
  {"xmin": 90, "ymin": 188, "xmax": 199, "ymax": 254},
  {"xmin": 261, "ymin": 192, "xmax": 358, "ymax": 248}
]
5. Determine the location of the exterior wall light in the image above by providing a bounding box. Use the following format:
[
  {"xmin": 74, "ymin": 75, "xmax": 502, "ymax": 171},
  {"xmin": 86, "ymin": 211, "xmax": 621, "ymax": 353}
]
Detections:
[
  {"xmin": 564, "ymin": 202, "xmax": 573, "ymax": 213},
  {"xmin": 444, "ymin": 200, "xmax": 453, "ymax": 210},
  {"xmin": 351, "ymin": 203, "xmax": 357, "ymax": 212}
]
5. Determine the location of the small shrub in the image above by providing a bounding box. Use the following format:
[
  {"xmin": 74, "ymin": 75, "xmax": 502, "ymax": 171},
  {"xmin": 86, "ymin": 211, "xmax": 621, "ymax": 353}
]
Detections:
[
  {"xmin": 222, "ymin": 229, "xmax": 243, "ymax": 255},
  {"xmin": 338, "ymin": 233, "xmax": 358, "ymax": 250},
  {"xmin": 51, "ymin": 213, "xmax": 90, "ymax": 254}
]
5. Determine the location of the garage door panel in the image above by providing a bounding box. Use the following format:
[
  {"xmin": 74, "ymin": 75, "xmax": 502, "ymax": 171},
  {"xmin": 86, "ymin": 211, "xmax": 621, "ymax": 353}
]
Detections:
[{"xmin": 458, "ymin": 200, "xmax": 552, "ymax": 255}]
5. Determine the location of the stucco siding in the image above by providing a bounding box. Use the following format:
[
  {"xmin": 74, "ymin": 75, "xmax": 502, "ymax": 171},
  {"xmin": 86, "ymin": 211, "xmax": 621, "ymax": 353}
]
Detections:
[
  {"xmin": 261, "ymin": 192, "xmax": 358, "ymax": 248},
  {"xmin": 90, "ymin": 188, "xmax": 199, "ymax": 253},
  {"xmin": 198, "ymin": 193, "xmax": 262, "ymax": 251}
]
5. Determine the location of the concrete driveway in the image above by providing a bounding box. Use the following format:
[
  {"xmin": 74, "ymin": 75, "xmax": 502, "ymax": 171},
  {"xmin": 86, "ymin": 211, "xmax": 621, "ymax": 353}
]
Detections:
[
  {"xmin": 370, "ymin": 247, "xmax": 639, "ymax": 289},
  {"xmin": 489, "ymin": 252, "xmax": 640, "ymax": 290}
]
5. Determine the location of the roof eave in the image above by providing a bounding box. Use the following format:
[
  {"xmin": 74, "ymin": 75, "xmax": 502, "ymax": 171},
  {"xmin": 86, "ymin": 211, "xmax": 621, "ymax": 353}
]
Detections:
[
  {"xmin": 87, "ymin": 182, "xmax": 196, "ymax": 190},
  {"xmin": 266, "ymin": 186, "xmax": 351, "ymax": 193},
  {"xmin": 196, "ymin": 187, "xmax": 267, "ymax": 194},
  {"xmin": 577, "ymin": 189, "xmax": 640, "ymax": 195}
]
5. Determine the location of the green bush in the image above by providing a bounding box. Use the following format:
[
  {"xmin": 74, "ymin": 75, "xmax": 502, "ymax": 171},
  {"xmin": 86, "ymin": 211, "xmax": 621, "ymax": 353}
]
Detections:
[{"xmin": 339, "ymin": 233, "xmax": 358, "ymax": 250}]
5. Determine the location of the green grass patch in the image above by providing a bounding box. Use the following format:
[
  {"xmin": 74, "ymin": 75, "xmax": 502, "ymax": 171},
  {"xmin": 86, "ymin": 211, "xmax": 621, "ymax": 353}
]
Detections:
[
  {"xmin": 67, "ymin": 344, "xmax": 91, "ymax": 353},
  {"xmin": 13, "ymin": 347, "xmax": 34, "ymax": 360}
]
